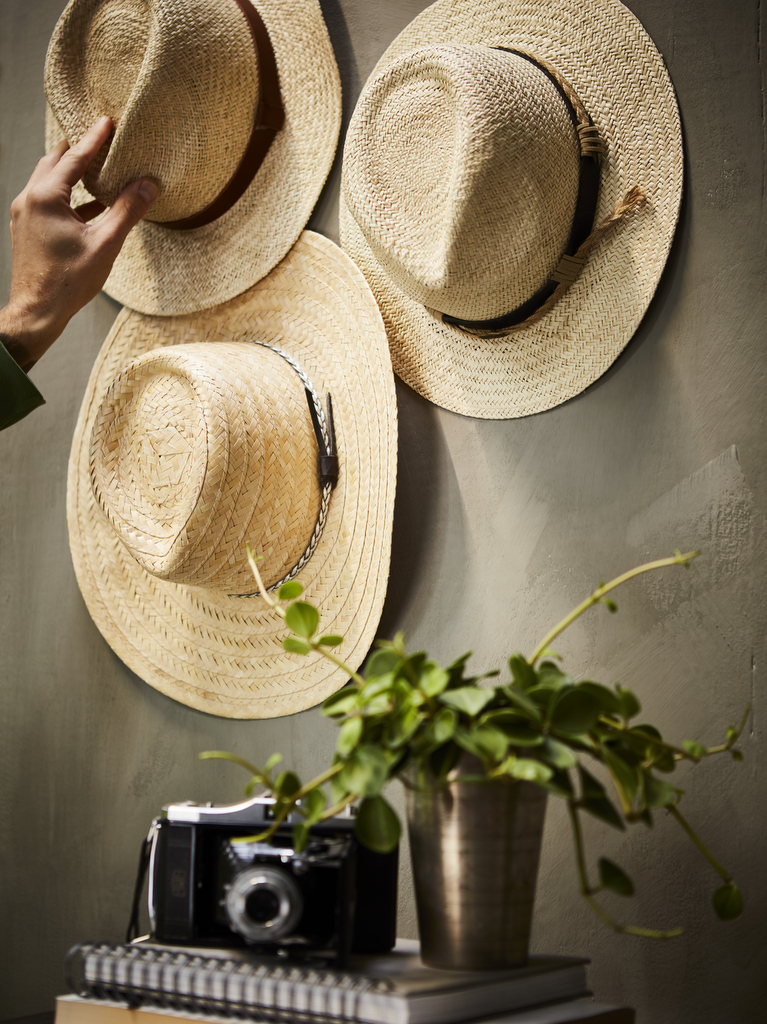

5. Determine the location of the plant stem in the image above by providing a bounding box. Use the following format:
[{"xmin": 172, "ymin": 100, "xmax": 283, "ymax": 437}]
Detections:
[
  {"xmin": 309, "ymin": 643, "xmax": 366, "ymax": 688},
  {"xmin": 247, "ymin": 549, "xmax": 286, "ymax": 619},
  {"xmin": 198, "ymin": 751, "xmax": 264, "ymax": 777},
  {"xmin": 567, "ymin": 800, "xmax": 683, "ymax": 939},
  {"xmin": 294, "ymin": 762, "xmax": 344, "ymax": 800},
  {"xmin": 704, "ymin": 704, "xmax": 751, "ymax": 754},
  {"xmin": 319, "ymin": 794, "xmax": 357, "ymax": 820},
  {"xmin": 668, "ymin": 805, "xmax": 731, "ymax": 883},
  {"xmin": 248, "ymin": 546, "xmax": 366, "ymax": 688},
  {"xmin": 529, "ymin": 551, "xmax": 700, "ymax": 665}
]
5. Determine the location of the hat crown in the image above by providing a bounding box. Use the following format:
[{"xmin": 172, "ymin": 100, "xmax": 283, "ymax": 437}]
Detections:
[
  {"xmin": 89, "ymin": 342, "xmax": 320, "ymax": 592},
  {"xmin": 45, "ymin": 0, "xmax": 260, "ymax": 222},
  {"xmin": 342, "ymin": 45, "xmax": 581, "ymax": 321}
]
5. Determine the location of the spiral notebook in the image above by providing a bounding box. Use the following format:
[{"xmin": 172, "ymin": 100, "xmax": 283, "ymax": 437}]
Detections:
[{"xmin": 66, "ymin": 939, "xmax": 590, "ymax": 1024}]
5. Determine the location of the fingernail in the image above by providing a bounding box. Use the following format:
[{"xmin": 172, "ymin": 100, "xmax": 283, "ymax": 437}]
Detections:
[
  {"xmin": 97, "ymin": 115, "xmax": 111, "ymax": 128},
  {"xmin": 138, "ymin": 179, "xmax": 159, "ymax": 203}
]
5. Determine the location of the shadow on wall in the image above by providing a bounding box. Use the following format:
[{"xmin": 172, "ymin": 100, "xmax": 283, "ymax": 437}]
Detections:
[
  {"xmin": 574, "ymin": 136, "xmax": 692, "ymax": 399},
  {"xmin": 377, "ymin": 379, "xmax": 448, "ymax": 642}
]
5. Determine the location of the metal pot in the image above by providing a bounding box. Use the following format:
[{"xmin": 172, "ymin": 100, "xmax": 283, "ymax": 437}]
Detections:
[{"xmin": 405, "ymin": 772, "xmax": 547, "ymax": 970}]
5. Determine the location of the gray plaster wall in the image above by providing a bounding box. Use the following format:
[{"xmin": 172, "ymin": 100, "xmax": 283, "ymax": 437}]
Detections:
[{"xmin": 1, "ymin": 1, "xmax": 764, "ymax": 1022}]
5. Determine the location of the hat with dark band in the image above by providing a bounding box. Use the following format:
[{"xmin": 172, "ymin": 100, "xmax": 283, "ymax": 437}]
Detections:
[
  {"xmin": 44, "ymin": 0, "xmax": 342, "ymax": 316},
  {"xmin": 340, "ymin": 0, "xmax": 683, "ymax": 419}
]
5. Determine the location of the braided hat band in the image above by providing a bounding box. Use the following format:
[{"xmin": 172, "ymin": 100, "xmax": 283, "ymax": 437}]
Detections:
[
  {"xmin": 68, "ymin": 233, "xmax": 398, "ymax": 719},
  {"xmin": 339, "ymin": 0, "xmax": 683, "ymax": 420}
]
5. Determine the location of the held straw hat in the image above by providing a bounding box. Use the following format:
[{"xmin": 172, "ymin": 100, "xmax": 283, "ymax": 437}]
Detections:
[
  {"xmin": 67, "ymin": 232, "xmax": 398, "ymax": 718},
  {"xmin": 44, "ymin": 0, "xmax": 342, "ymax": 316},
  {"xmin": 339, "ymin": 0, "xmax": 683, "ymax": 419}
]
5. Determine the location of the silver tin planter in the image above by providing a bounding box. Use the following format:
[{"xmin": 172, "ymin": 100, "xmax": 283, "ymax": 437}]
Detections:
[{"xmin": 406, "ymin": 774, "xmax": 547, "ymax": 970}]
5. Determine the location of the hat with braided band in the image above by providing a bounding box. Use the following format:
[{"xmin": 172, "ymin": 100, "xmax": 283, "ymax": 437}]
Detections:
[
  {"xmin": 67, "ymin": 232, "xmax": 398, "ymax": 718},
  {"xmin": 44, "ymin": 0, "xmax": 341, "ymax": 316},
  {"xmin": 339, "ymin": 0, "xmax": 683, "ymax": 419}
]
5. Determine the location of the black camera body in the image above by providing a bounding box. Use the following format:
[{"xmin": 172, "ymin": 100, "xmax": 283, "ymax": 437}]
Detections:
[{"xmin": 147, "ymin": 796, "xmax": 398, "ymax": 965}]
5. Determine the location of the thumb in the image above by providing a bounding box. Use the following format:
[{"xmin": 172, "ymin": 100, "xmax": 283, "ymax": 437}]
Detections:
[{"xmin": 97, "ymin": 177, "xmax": 159, "ymax": 248}]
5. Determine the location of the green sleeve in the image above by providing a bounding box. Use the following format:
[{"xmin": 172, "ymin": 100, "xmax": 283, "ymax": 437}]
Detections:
[{"xmin": 0, "ymin": 336, "xmax": 45, "ymax": 430}]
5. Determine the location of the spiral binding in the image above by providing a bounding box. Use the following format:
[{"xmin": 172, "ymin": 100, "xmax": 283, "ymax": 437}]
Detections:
[{"xmin": 66, "ymin": 943, "xmax": 393, "ymax": 1021}]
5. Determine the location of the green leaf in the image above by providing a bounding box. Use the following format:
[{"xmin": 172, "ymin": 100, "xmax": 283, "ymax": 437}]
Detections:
[
  {"xmin": 504, "ymin": 758, "xmax": 553, "ymax": 784},
  {"xmin": 500, "ymin": 685, "xmax": 543, "ymax": 721},
  {"xmin": 283, "ymin": 636, "xmax": 311, "ymax": 655},
  {"xmin": 509, "ymin": 653, "xmax": 536, "ymax": 690},
  {"xmin": 683, "ymin": 740, "xmax": 707, "ymax": 760},
  {"xmin": 491, "ymin": 719, "xmax": 544, "ymax": 747},
  {"xmin": 643, "ymin": 772, "xmax": 681, "ymax": 809},
  {"xmin": 542, "ymin": 736, "xmax": 578, "ymax": 769},
  {"xmin": 376, "ymin": 632, "xmax": 407, "ymax": 657},
  {"xmin": 322, "ymin": 687, "xmax": 359, "ymax": 717},
  {"xmin": 274, "ymin": 770, "xmax": 301, "ymax": 802},
  {"xmin": 337, "ymin": 716, "xmax": 364, "ymax": 756},
  {"xmin": 264, "ymin": 752, "xmax": 283, "ymax": 772},
  {"xmin": 419, "ymin": 662, "xmax": 450, "ymax": 697},
  {"xmin": 577, "ymin": 682, "xmax": 621, "ymax": 717},
  {"xmin": 385, "ymin": 707, "xmax": 424, "ymax": 749},
  {"xmin": 354, "ymin": 796, "xmax": 401, "ymax": 853},
  {"xmin": 361, "ymin": 674, "xmax": 395, "ymax": 702},
  {"xmin": 285, "ymin": 601, "xmax": 319, "ymax": 638},
  {"xmin": 244, "ymin": 775, "xmax": 262, "ymax": 797},
  {"xmin": 578, "ymin": 767, "xmax": 625, "ymax": 830},
  {"xmin": 712, "ymin": 881, "xmax": 743, "ymax": 920},
  {"xmin": 400, "ymin": 652, "xmax": 427, "ymax": 686},
  {"xmin": 457, "ymin": 724, "xmax": 509, "ymax": 764},
  {"xmin": 536, "ymin": 662, "xmax": 571, "ymax": 689},
  {"xmin": 550, "ymin": 687, "xmax": 601, "ymax": 733},
  {"xmin": 319, "ymin": 635, "xmax": 344, "ymax": 647},
  {"xmin": 365, "ymin": 694, "xmax": 394, "ymax": 717},
  {"xmin": 581, "ymin": 794, "xmax": 625, "ymax": 830},
  {"xmin": 300, "ymin": 787, "xmax": 326, "ymax": 823},
  {"xmin": 439, "ymin": 686, "xmax": 496, "ymax": 718},
  {"xmin": 601, "ymin": 745, "xmax": 639, "ymax": 813},
  {"xmin": 616, "ymin": 685, "xmax": 641, "ymax": 721},
  {"xmin": 731, "ymin": 749, "xmax": 744, "ymax": 762},
  {"xmin": 278, "ymin": 580, "xmax": 304, "ymax": 600},
  {"xmin": 445, "ymin": 651, "xmax": 473, "ymax": 687},
  {"xmin": 365, "ymin": 648, "xmax": 401, "ymax": 679},
  {"xmin": 429, "ymin": 741, "xmax": 462, "ymax": 780},
  {"xmin": 429, "ymin": 707, "xmax": 457, "ymax": 746},
  {"xmin": 338, "ymin": 745, "xmax": 389, "ymax": 796},
  {"xmin": 599, "ymin": 858, "xmax": 634, "ymax": 896},
  {"xmin": 292, "ymin": 821, "xmax": 310, "ymax": 853},
  {"xmin": 539, "ymin": 768, "xmax": 573, "ymax": 797}
]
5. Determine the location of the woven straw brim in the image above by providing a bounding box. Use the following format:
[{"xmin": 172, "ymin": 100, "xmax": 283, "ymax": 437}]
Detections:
[
  {"xmin": 46, "ymin": 0, "xmax": 342, "ymax": 317},
  {"xmin": 67, "ymin": 232, "xmax": 398, "ymax": 718},
  {"xmin": 339, "ymin": 0, "xmax": 683, "ymax": 420}
]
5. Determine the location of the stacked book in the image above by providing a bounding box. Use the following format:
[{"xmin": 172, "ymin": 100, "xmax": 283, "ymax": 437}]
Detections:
[{"xmin": 56, "ymin": 939, "xmax": 634, "ymax": 1024}]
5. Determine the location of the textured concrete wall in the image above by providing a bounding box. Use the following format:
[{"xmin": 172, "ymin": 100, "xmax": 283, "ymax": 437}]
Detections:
[{"xmin": 1, "ymin": 1, "xmax": 765, "ymax": 1022}]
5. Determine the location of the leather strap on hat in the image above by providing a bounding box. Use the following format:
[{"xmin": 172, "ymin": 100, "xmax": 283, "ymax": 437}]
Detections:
[
  {"xmin": 441, "ymin": 49, "xmax": 602, "ymax": 332},
  {"xmin": 164, "ymin": 0, "xmax": 285, "ymax": 231}
]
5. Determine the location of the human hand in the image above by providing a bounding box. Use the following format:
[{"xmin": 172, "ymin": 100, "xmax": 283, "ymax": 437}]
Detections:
[{"xmin": 0, "ymin": 116, "xmax": 158, "ymax": 370}]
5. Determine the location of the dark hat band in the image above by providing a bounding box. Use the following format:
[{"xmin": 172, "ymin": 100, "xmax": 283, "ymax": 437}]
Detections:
[
  {"xmin": 163, "ymin": 0, "xmax": 285, "ymax": 231},
  {"xmin": 440, "ymin": 49, "xmax": 602, "ymax": 333}
]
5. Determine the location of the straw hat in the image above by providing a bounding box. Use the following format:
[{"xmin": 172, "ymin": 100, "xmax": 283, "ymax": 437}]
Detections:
[
  {"xmin": 67, "ymin": 232, "xmax": 398, "ymax": 718},
  {"xmin": 44, "ymin": 0, "xmax": 341, "ymax": 316},
  {"xmin": 339, "ymin": 0, "xmax": 683, "ymax": 419}
]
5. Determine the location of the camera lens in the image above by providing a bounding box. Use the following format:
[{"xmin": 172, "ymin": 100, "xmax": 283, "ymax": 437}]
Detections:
[
  {"xmin": 225, "ymin": 866, "xmax": 303, "ymax": 942},
  {"xmin": 245, "ymin": 888, "xmax": 280, "ymax": 923}
]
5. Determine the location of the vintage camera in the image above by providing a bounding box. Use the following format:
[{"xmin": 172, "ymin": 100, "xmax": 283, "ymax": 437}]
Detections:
[{"xmin": 145, "ymin": 795, "xmax": 398, "ymax": 964}]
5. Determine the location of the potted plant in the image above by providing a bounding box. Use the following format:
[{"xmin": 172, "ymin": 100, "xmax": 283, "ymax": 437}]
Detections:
[{"xmin": 203, "ymin": 549, "xmax": 748, "ymax": 969}]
